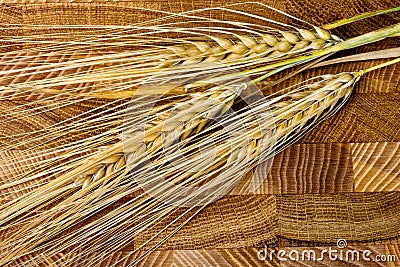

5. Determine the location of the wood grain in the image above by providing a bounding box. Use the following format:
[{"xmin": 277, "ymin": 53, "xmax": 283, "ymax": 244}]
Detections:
[
  {"xmin": 277, "ymin": 192, "xmax": 400, "ymax": 243},
  {"xmin": 351, "ymin": 93, "xmax": 400, "ymax": 143},
  {"xmin": 351, "ymin": 142, "xmax": 400, "ymax": 192},
  {"xmin": 0, "ymin": 0, "xmax": 399, "ymax": 266},
  {"xmin": 229, "ymin": 143, "xmax": 354, "ymax": 195},
  {"xmin": 134, "ymin": 195, "xmax": 278, "ymax": 250},
  {"xmin": 0, "ymin": 4, "xmax": 22, "ymax": 54},
  {"xmin": 297, "ymin": 93, "xmax": 400, "ymax": 143}
]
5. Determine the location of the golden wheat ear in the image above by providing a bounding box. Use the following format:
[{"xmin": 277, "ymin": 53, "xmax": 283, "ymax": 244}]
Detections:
[
  {"xmin": 6, "ymin": 71, "xmax": 360, "ymax": 267},
  {"xmin": 57, "ymin": 63, "xmax": 396, "ymax": 267},
  {"xmin": 4, "ymin": 56, "xmax": 400, "ymax": 266},
  {"xmin": 0, "ymin": 82, "xmax": 248, "ymax": 263}
]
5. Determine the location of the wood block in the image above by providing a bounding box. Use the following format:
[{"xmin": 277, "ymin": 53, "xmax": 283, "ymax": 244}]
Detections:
[
  {"xmin": 277, "ymin": 192, "xmax": 400, "ymax": 243},
  {"xmin": 229, "ymin": 143, "xmax": 354, "ymax": 195},
  {"xmin": 351, "ymin": 94, "xmax": 400, "ymax": 142},
  {"xmin": 134, "ymin": 195, "xmax": 278, "ymax": 250}
]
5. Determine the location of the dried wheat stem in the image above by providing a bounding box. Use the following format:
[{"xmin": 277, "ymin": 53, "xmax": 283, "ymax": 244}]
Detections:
[
  {"xmin": 322, "ymin": 5, "xmax": 400, "ymax": 30},
  {"xmin": 357, "ymin": 57, "xmax": 400, "ymax": 74}
]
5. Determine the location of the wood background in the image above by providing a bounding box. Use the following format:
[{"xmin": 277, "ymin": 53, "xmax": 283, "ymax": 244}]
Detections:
[{"xmin": 0, "ymin": 0, "xmax": 399, "ymax": 266}]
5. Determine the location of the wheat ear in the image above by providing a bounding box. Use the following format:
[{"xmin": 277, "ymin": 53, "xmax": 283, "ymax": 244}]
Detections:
[
  {"xmin": 5, "ymin": 54, "xmax": 400, "ymax": 265},
  {"xmin": 73, "ymin": 84, "xmax": 243, "ymax": 189},
  {"xmin": 161, "ymin": 27, "xmax": 340, "ymax": 67},
  {"xmin": 0, "ymin": 84, "xmax": 246, "ymax": 265},
  {"xmin": 10, "ymin": 71, "xmax": 361, "ymax": 267},
  {"xmin": 0, "ymin": 83, "xmax": 243, "ymax": 232},
  {"xmin": 143, "ymin": 72, "xmax": 359, "ymax": 197}
]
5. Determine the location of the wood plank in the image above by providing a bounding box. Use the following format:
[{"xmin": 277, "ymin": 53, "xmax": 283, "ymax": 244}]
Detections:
[
  {"xmin": 229, "ymin": 143, "xmax": 354, "ymax": 195},
  {"xmin": 351, "ymin": 142, "xmax": 400, "ymax": 192},
  {"xmin": 277, "ymin": 192, "xmax": 400, "ymax": 243},
  {"xmin": 351, "ymin": 93, "xmax": 400, "ymax": 142},
  {"xmin": 134, "ymin": 195, "xmax": 278, "ymax": 250}
]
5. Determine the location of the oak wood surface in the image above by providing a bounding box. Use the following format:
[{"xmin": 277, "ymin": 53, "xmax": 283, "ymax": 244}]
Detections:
[{"xmin": 0, "ymin": 1, "xmax": 399, "ymax": 266}]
